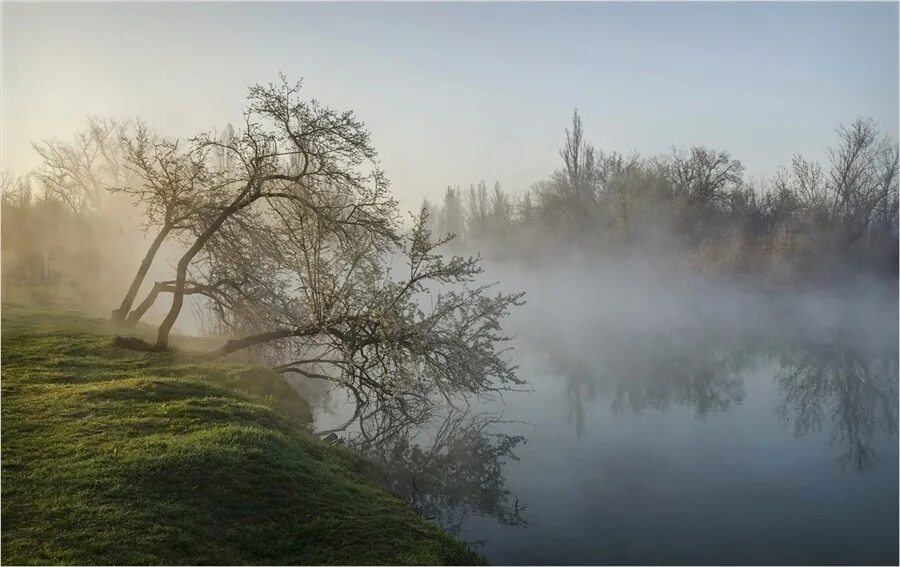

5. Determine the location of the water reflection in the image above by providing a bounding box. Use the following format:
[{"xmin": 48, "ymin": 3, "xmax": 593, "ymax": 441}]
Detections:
[
  {"xmin": 555, "ymin": 332, "xmax": 754, "ymax": 437},
  {"xmin": 298, "ymin": 313, "xmax": 898, "ymax": 563},
  {"xmin": 323, "ymin": 404, "xmax": 529, "ymax": 541},
  {"xmin": 546, "ymin": 330, "xmax": 897, "ymax": 471},
  {"xmin": 775, "ymin": 343, "xmax": 898, "ymax": 470}
]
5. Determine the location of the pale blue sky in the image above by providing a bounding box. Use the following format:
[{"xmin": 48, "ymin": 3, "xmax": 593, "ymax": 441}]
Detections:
[{"xmin": 3, "ymin": 1, "xmax": 898, "ymax": 210}]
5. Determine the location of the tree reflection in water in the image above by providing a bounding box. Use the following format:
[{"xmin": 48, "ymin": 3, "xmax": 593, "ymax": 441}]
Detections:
[
  {"xmin": 300, "ymin": 319, "xmax": 897, "ymax": 557},
  {"xmin": 321, "ymin": 402, "xmax": 529, "ymax": 542},
  {"xmin": 546, "ymin": 329, "xmax": 897, "ymax": 471},
  {"xmin": 556, "ymin": 332, "xmax": 751, "ymax": 437},
  {"xmin": 775, "ymin": 342, "xmax": 898, "ymax": 470}
]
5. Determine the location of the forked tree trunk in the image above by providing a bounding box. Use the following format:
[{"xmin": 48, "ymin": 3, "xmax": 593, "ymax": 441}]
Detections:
[
  {"xmin": 156, "ymin": 257, "xmax": 199, "ymax": 350},
  {"xmin": 155, "ymin": 198, "xmax": 248, "ymax": 350},
  {"xmin": 112, "ymin": 226, "xmax": 171, "ymax": 324},
  {"xmin": 124, "ymin": 281, "xmax": 169, "ymax": 327}
]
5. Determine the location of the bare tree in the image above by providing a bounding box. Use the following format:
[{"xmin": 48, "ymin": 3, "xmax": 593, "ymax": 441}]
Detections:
[
  {"xmin": 110, "ymin": 124, "xmax": 210, "ymax": 324},
  {"xmin": 668, "ymin": 147, "xmax": 744, "ymax": 244},
  {"xmin": 558, "ymin": 109, "xmax": 597, "ymax": 205},
  {"xmin": 825, "ymin": 117, "xmax": 899, "ymax": 248},
  {"xmin": 135, "ymin": 76, "xmax": 397, "ymax": 350},
  {"xmin": 0, "ymin": 171, "xmax": 31, "ymax": 206},
  {"xmin": 195, "ymin": 207, "xmax": 525, "ymax": 415},
  {"xmin": 29, "ymin": 116, "xmax": 191, "ymax": 321},
  {"xmin": 108, "ymin": 76, "xmax": 524, "ymax": 411},
  {"xmin": 670, "ymin": 147, "xmax": 744, "ymax": 205},
  {"xmin": 772, "ymin": 117, "xmax": 899, "ymax": 266},
  {"xmin": 489, "ymin": 181, "xmax": 513, "ymax": 230},
  {"xmin": 466, "ymin": 181, "xmax": 490, "ymax": 240},
  {"xmin": 437, "ymin": 185, "xmax": 466, "ymax": 243},
  {"xmin": 32, "ymin": 117, "xmax": 133, "ymax": 213}
]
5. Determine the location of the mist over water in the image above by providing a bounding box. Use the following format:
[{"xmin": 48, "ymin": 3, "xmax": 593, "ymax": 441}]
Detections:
[
  {"xmin": 4, "ymin": 105, "xmax": 896, "ymax": 566},
  {"xmin": 2, "ymin": 3, "xmax": 898, "ymax": 564},
  {"xmin": 308, "ymin": 256, "xmax": 899, "ymax": 565}
]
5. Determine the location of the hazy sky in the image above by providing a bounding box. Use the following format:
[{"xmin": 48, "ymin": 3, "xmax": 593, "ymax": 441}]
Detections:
[{"xmin": 3, "ymin": 1, "xmax": 898, "ymax": 210}]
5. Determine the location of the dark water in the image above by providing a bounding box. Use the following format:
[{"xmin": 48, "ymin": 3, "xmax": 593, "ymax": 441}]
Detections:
[{"xmin": 307, "ymin": 274, "xmax": 899, "ymax": 565}]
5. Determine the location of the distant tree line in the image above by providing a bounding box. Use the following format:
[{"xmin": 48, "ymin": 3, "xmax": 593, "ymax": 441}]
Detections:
[
  {"xmin": 1, "ymin": 164, "xmax": 129, "ymax": 306},
  {"xmin": 424, "ymin": 111, "xmax": 898, "ymax": 282}
]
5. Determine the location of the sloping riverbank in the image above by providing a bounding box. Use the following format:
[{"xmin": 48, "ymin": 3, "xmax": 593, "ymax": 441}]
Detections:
[{"xmin": 0, "ymin": 305, "xmax": 479, "ymax": 565}]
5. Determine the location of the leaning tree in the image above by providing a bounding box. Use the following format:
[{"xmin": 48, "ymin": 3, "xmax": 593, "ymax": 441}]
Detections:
[
  {"xmin": 116, "ymin": 75, "xmax": 525, "ymax": 411},
  {"xmin": 110, "ymin": 122, "xmax": 212, "ymax": 324}
]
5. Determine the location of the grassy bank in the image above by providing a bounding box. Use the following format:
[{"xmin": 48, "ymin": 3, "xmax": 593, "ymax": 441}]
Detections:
[{"xmin": 0, "ymin": 304, "xmax": 479, "ymax": 565}]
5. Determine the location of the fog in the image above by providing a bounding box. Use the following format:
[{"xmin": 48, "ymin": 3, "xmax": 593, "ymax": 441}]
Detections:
[
  {"xmin": 490, "ymin": 255, "xmax": 897, "ymax": 350},
  {"xmin": 3, "ymin": 104, "xmax": 897, "ymax": 565},
  {"xmin": 302, "ymin": 246, "xmax": 897, "ymax": 563},
  {"xmin": 3, "ymin": 1, "xmax": 900, "ymax": 564},
  {"xmin": 2, "ymin": 61, "xmax": 897, "ymax": 567}
]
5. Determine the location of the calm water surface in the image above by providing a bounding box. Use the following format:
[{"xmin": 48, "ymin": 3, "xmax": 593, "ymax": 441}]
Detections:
[{"xmin": 305, "ymin": 274, "xmax": 899, "ymax": 565}]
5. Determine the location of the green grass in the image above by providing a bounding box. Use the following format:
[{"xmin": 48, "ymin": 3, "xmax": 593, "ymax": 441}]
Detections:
[{"xmin": 1, "ymin": 304, "xmax": 480, "ymax": 565}]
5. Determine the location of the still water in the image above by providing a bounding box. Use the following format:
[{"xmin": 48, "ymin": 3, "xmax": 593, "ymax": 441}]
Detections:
[{"xmin": 304, "ymin": 269, "xmax": 899, "ymax": 565}]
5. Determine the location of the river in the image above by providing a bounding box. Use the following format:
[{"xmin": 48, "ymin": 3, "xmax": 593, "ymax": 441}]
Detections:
[{"xmin": 303, "ymin": 261, "xmax": 899, "ymax": 565}]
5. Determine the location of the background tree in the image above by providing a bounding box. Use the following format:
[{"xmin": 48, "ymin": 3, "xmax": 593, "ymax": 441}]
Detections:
[
  {"xmin": 436, "ymin": 186, "xmax": 466, "ymax": 244},
  {"xmin": 32, "ymin": 117, "xmax": 133, "ymax": 214},
  {"xmin": 444, "ymin": 112, "xmax": 897, "ymax": 281},
  {"xmin": 466, "ymin": 181, "xmax": 490, "ymax": 240},
  {"xmin": 558, "ymin": 109, "xmax": 597, "ymax": 209}
]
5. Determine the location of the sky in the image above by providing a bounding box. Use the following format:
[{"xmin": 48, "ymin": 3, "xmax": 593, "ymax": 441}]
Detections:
[{"xmin": 3, "ymin": 1, "xmax": 898, "ymax": 211}]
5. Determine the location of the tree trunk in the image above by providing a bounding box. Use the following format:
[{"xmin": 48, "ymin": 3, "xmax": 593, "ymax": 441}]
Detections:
[
  {"xmin": 125, "ymin": 280, "xmax": 217, "ymax": 328},
  {"xmin": 156, "ymin": 257, "xmax": 196, "ymax": 350},
  {"xmin": 155, "ymin": 198, "xmax": 248, "ymax": 350},
  {"xmin": 201, "ymin": 328, "xmax": 298, "ymax": 359},
  {"xmin": 112, "ymin": 226, "xmax": 170, "ymax": 324},
  {"xmin": 124, "ymin": 281, "xmax": 169, "ymax": 327}
]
